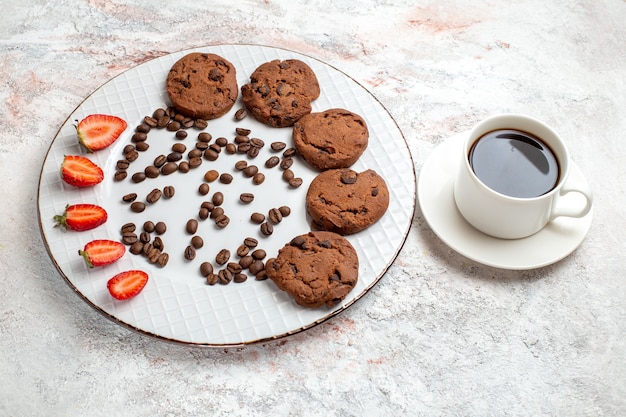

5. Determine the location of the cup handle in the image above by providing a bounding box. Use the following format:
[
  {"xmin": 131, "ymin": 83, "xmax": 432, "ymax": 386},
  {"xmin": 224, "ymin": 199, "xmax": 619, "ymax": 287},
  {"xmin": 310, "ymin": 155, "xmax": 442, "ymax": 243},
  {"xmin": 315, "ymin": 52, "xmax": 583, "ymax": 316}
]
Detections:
[{"xmin": 550, "ymin": 179, "xmax": 593, "ymax": 221}]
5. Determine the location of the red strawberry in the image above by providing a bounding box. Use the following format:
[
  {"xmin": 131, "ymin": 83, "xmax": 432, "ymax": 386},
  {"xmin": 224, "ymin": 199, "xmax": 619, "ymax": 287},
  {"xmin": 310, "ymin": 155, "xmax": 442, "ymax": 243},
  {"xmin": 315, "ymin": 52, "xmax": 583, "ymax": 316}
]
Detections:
[
  {"xmin": 78, "ymin": 239, "xmax": 125, "ymax": 268},
  {"xmin": 107, "ymin": 270, "xmax": 149, "ymax": 300},
  {"xmin": 76, "ymin": 114, "xmax": 127, "ymax": 153},
  {"xmin": 61, "ymin": 155, "xmax": 104, "ymax": 187},
  {"xmin": 54, "ymin": 204, "xmax": 108, "ymax": 231}
]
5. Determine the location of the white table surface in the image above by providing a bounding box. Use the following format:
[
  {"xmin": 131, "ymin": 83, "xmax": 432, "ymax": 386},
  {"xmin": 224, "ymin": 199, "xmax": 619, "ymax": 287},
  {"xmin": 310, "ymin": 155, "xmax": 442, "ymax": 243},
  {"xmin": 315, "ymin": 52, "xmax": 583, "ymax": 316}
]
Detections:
[{"xmin": 1, "ymin": 1, "xmax": 624, "ymax": 416}]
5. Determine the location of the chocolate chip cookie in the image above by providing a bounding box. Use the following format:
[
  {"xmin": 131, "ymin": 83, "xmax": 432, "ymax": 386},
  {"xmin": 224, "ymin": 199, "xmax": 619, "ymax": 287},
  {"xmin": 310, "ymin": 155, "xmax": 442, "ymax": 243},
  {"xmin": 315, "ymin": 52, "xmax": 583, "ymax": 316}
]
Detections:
[
  {"xmin": 240, "ymin": 59, "xmax": 320, "ymax": 127},
  {"xmin": 265, "ymin": 231, "xmax": 358, "ymax": 308},
  {"xmin": 293, "ymin": 108, "xmax": 369, "ymax": 170},
  {"xmin": 166, "ymin": 52, "xmax": 238, "ymax": 120},
  {"xmin": 306, "ymin": 168, "xmax": 389, "ymax": 235}
]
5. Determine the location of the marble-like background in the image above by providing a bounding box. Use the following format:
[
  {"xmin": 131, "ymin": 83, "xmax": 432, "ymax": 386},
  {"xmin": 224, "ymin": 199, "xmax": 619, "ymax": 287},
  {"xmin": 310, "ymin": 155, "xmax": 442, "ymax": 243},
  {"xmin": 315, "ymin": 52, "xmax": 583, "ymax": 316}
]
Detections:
[{"xmin": 1, "ymin": 0, "xmax": 624, "ymax": 416}]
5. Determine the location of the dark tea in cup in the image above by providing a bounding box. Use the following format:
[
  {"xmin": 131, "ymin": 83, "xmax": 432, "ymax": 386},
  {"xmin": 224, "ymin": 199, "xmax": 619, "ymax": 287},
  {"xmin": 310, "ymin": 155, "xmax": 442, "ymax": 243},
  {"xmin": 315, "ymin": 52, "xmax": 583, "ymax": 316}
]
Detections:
[
  {"xmin": 468, "ymin": 129, "xmax": 560, "ymax": 198},
  {"xmin": 454, "ymin": 114, "xmax": 593, "ymax": 239}
]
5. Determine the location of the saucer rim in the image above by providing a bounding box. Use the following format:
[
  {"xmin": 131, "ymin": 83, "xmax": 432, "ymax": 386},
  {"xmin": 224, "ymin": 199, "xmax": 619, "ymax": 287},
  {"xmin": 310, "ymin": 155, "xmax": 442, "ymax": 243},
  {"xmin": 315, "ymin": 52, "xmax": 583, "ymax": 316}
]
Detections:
[{"xmin": 417, "ymin": 131, "xmax": 594, "ymax": 270}]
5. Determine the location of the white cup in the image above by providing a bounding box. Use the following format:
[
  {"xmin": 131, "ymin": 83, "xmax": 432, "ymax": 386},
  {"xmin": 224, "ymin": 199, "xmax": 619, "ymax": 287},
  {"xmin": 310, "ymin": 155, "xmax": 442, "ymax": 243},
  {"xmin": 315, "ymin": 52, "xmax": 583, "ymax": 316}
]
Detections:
[{"xmin": 453, "ymin": 114, "xmax": 593, "ymax": 239}]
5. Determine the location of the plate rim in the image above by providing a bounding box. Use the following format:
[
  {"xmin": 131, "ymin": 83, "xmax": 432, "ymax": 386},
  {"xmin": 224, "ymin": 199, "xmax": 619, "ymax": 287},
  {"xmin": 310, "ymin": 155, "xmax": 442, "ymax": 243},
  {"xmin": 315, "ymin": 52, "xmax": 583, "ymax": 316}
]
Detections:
[{"xmin": 36, "ymin": 43, "xmax": 417, "ymax": 347}]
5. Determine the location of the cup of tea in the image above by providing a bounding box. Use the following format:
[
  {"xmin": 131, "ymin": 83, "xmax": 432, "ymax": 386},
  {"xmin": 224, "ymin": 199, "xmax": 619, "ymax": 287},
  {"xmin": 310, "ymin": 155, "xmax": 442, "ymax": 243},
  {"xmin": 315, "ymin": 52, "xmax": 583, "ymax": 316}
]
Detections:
[{"xmin": 453, "ymin": 114, "xmax": 593, "ymax": 239}]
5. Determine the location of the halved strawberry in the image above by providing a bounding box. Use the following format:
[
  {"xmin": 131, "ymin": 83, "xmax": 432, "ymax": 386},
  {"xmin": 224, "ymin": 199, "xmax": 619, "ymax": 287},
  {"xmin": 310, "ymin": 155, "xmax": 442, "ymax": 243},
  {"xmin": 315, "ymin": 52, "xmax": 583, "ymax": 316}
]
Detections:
[
  {"xmin": 54, "ymin": 204, "xmax": 108, "ymax": 231},
  {"xmin": 76, "ymin": 114, "xmax": 127, "ymax": 153},
  {"xmin": 78, "ymin": 239, "xmax": 125, "ymax": 268},
  {"xmin": 107, "ymin": 270, "xmax": 149, "ymax": 300},
  {"xmin": 61, "ymin": 155, "xmax": 104, "ymax": 188}
]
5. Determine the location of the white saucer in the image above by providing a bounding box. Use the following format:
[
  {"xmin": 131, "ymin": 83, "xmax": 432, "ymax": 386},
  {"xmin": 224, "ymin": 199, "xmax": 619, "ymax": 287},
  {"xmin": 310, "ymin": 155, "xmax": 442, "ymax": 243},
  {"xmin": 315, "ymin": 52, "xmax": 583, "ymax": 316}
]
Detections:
[{"xmin": 417, "ymin": 131, "xmax": 593, "ymax": 270}]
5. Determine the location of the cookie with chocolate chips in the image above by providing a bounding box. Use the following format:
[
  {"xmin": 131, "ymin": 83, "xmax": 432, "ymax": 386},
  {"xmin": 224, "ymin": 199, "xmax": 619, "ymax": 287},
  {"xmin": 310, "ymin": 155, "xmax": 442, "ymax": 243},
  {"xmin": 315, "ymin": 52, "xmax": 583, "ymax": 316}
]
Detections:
[
  {"xmin": 166, "ymin": 52, "xmax": 238, "ymax": 120},
  {"xmin": 293, "ymin": 108, "xmax": 369, "ymax": 170},
  {"xmin": 240, "ymin": 59, "xmax": 320, "ymax": 127},
  {"xmin": 306, "ymin": 168, "xmax": 389, "ymax": 235},
  {"xmin": 265, "ymin": 231, "xmax": 358, "ymax": 308}
]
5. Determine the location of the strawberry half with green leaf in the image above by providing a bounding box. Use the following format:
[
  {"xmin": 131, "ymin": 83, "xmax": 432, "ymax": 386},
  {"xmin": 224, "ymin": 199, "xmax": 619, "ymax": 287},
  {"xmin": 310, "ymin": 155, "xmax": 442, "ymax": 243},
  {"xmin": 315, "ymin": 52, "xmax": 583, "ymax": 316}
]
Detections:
[
  {"xmin": 54, "ymin": 204, "xmax": 108, "ymax": 231},
  {"xmin": 107, "ymin": 270, "xmax": 149, "ymax": 300},
  {"xmin": 61, "ymin": 155, "xmax": 104, "ymax": 187},
  {"xmin": 78, "ymin": 239, "xmax": 125, "ymax": 268},
  {"xmin": 76, "ymin": 114, "xmax": 127, "ymax": 153}
]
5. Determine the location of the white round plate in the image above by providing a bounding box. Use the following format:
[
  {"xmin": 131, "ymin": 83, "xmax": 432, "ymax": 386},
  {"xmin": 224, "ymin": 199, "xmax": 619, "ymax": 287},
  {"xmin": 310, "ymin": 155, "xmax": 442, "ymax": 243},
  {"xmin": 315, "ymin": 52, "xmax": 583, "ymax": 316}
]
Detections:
[
  {"xmin": 417, "ymin": 131, "xmax": 593, "ymax": 270},
  {"xmin": 37, "ymin": 45, "xmax": 415, "ymax": 346}
]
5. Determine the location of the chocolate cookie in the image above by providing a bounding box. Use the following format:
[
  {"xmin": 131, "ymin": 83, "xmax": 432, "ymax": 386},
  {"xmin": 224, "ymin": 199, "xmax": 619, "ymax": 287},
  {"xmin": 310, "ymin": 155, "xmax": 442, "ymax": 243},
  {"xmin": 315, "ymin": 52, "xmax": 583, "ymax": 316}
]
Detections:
[
  {"xmin": 306, "ymin": 168, "xmax": 389, "ymax": 235},
  {"xmin": 265, "ymin": 231, "xmax": 358, "ymax": 308},
  {"xmin": 293, "ymin": 109, "xmax": 369, "ymax": 170},
  {"xmin": 240, "ymin": 59, "xmax": 320, "ymax": 127},
  {"xmin": 166, "ymin": 52, "xmax": 238, "ymax": 120}
]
